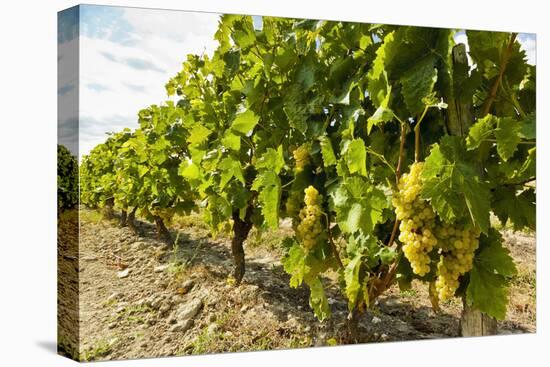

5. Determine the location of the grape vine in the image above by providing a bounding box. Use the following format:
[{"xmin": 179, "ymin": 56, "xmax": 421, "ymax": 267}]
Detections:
[{"xmin": 79, "ymin": 16, "xmax": 535, "ymax": 330}]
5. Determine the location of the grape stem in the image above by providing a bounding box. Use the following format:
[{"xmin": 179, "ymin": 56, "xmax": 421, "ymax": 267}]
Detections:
[
  {"xmin": 371, "ymin": 119, "xmax": 408, "ymax": 299},
  {"xmin": 325, "ymin": 212, "xmax": 344, "ymax": 269},
  {"xmin": 414, "ymin": 106, "xmax": 430, "ymax": 162}
]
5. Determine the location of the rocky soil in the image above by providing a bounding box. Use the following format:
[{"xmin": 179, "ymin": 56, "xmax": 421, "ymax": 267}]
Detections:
[{"xmin": 61, "ymin": 210, "xmax": 535, "ymax": 361}]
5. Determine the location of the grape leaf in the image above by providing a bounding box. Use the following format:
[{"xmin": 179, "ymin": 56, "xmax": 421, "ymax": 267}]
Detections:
[
  {"xmin": 231, "ymin": 110, "xmax": 260, "ymax": 135},
  {"xmin": 318, "ymin": 135, "xmax": 337, "ymax": 166},
  {"xmin": 187, "ymin": 124, "xmax": 212, "ymax": 145},
  {"xmin": 466, "ymin": 230, "xmax": 515, "ymax": 320},
  {"xmin": 475, "ymin": 230, "xmax": 517, "ymax": 277},
  {"xmin": 282, "ymin": 241, "xmax": 310, "ymax": 288},
  {"xmin": 221, "ymin": 131, "xmax": 241, "ymax": 151},
  {"xmin": 494, "ymin": 117, "xmax": 522, "ymax": 161},
  {"xmin": 331, "ymin": 177, "xmax": 388, "ymax": 234},
  {"xmin": 422, "ymin": 136, "xmax": 490, "ymax": 232},
  {"xmin": 346, "ymin": 138, "xmax": 367, "ymax": 177},
  {"xmin": 492, "ymin": 187, "xmax": 536, "ymax": 231},
  {"xmin": 466, "ymin": 115, "xmax": 495, "ymax": 150},
  {"xmin": 251, "ymin": 170, "xmax": 281, "ymax": 228},
  {"xmin": 519, "ymin": 113, "xmax": 536, "ymax": 140},
  {"xmin": 255, "ymin": 146, "xmax": 285, "ymax": 174},
  {"xmin": 307, "ymin": 277, "xmax": 330, "ymax": 321},
  {"xmin": 178, "ymin": 159, "xmax": 200, "ymax": 180},
  {"xmin": 344, "ymin": 254, "xmax": 362, "ymax": 311},
  {"xmin": 400, "ymin": 56, "xmax": 438, "ymax": 115},
  {"xmin": 218, "ymin": 157, "xmax": 245, "ymax": 189}
]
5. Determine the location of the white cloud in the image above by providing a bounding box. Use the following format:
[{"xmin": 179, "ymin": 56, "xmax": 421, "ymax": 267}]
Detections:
[{"xmin": 78, "ymin": 8, "xmax": 220, "ymax": 159}]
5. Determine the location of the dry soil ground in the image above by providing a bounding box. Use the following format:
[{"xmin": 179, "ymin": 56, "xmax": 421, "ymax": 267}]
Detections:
[{"xmin": 58, "ymin": 209, "xmax": 536, "ymax": 361}]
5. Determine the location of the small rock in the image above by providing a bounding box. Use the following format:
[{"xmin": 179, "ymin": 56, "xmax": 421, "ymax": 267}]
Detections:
[
  {"xmin": 108, "ymin": 322, "xmax": 117, "ymax": 329},
  {"xmin": 140, "ymin": 341, "xmax": 148, "ymax": 348},
  {"xmin": 372, "ymin": 316, "xmax": 382, "ymax": 324},
  {"xmin": 176, "ymin": 298, "xmax": 203, "ymax": 321},
  {"xmin": 151, "ymin": 296, "xmax": 164, "ymax": 310},
  {"xmin": 117, "ymin": 269, "xmax": 130, "ymax": 278},
  {"xmin": 132, "ymin": 242, "xmax": 147, "ymax": 251},
  {"xmin": 159, "ymin": 303, "xmax": 172, "ymax": 316},
  {"xmin": 380, "ymin": 333, "xmax": 390, "ymax": 341},
  {"xmin": 240, "ymin": 305, "xmax": 249, "ymax": 313},
  {"xmin": 154, "ymin": 265, "xmax": 169, "ymax": 273},
  {"xmin": 107, "ymin": 292, "xmax": 121, "ymax": 302},
  {"xmin": 169, "ymin": 319, "xmax": 193, "ymax": 333},
  {"xmin": 82, "ymin": 255, "xmax": 98, "ymax": 261},
  {"xmin": 178, "ymin": 280, "xmax": 195, "ymax": 294}
]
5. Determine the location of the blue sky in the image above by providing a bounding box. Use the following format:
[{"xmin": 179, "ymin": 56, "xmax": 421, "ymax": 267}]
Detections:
[{"xmin": 57, "ymin": 6, "xmax": 536, "ymax": 159}]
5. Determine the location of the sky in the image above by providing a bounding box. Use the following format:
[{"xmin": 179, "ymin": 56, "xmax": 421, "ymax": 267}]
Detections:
[{"xmin": 57, "ymin": 5, "xmax": 536, "ymax": 159}]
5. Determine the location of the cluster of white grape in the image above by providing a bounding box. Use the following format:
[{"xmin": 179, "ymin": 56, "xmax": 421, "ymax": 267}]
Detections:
[
  {"xmin": 296, "ymin": 186, "xmax": 325, "ymax": 251},
  {"xmin": 434, "ymin": 224, "xmax": 480, "ymax": 300},
  {"xmin": 393, "ymin": 162, "xmax": 438, "ymax": 276},
  {"xmin": 293, "ymin": 144, "xmax": 310, "ymax": 172}
]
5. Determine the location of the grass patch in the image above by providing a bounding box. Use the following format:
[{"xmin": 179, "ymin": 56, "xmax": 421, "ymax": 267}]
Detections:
[
  {"xmin": 79, "ymin": 209, "xmax": 106, "ymax": 224},
  {"xmin": 247, "ymin": 227, "xmax": 290, "ymax": 251},
  {"xmin": 399, "ymin": 289, "xmax": 418, "ymax": 298},
  {"xmin": 80, "ymin": 338, "xmax": 117, "ymax": 361}
]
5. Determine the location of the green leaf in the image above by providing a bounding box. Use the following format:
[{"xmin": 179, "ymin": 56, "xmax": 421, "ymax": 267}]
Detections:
[
  {"xmin": 231, "ymin": 110, "xmax": 260, "ymax": 135},
  {"xmin": 492, "ymin": 187, "xmax": 536, "ymax": 231},
  {"xmin": 400, "ymin": 56, "xmax": 438, "ymax": 115},
  {"xmin": 256, "ymin": 146, "xmax": 285, "ymax": 174},
  {"xmin": 475, "ymin": 230, "xmax": 517, "ymax": 277},
  {"xmin": 282, "ymin": 241, "xmax": 310, "ymax": 288},
  {"xmin": 367, "ymin": 105, "xmax": 394, "ymax": 134},
  {"xmin": 218, "ymin": 157, "xmax": 244, "ymax": 189},
  {"xmin": 494, "ymin": 117, "xmax": 522, "ymax": 161},
  {"xmin": 367, "ymin": 32, "xmax": 394, "ymax": 108},
  {"xmin": 307, "ymin": 277, "xmax": 330, "ymax": 321},
  {"xmin": 331, "ymin": 177, "xmax": 388, "ymax": 234},
  {"xmin": 318, "ymin": 135, "xmax": 337, "ymax": 166},
  {"xmin": 252, "ymin": 171, "xmax": 281, "ymax": 228},
  {"xmin": 221, "ymin": 131, "xmax": 241, "ymax": 151},
  {"xmin": 422, "ymin": 136, "xmax": 490, "ymax": 232},
  {"xmin": 466, "ymin": 230, "xmax": 515, "ymax": 320},
  {"xmin": 178, "ymin": 159, "xmax": 200, "ymax": 180},
  {"xmin": 346, "ymin": 138, "xmax": 367, "ymax": 177},
  {"xmin": 519, "ymin": 113, "xmax": 536, "ymax": 140},
  {"xmin": 466, "ymin": 265, "xmax": 509, "ymax": 320},
  {"xmin": 344, "ymin": 254, "xmax": 362, "ymax": 311},
  {"xmin": 467, "ymin": 115, "xmax": 495, "ymax": 150},
  {"xmin": 187, "ymin": 124, "xmax": 212, "ymax": 145}
]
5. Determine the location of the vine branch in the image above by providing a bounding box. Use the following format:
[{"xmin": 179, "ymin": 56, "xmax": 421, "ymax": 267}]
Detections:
[{"xmin": 481, "ymin": 33, "xmax": 518, "ymax": 117}]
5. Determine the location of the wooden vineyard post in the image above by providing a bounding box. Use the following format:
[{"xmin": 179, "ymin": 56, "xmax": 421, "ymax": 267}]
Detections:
[
  {"xmin": 448, "ymin": 43, "xmax": 498, "ymax": 336},
  {"xmin": 460, "ymin": 298, "xmax": 497, "ymax": 336}
]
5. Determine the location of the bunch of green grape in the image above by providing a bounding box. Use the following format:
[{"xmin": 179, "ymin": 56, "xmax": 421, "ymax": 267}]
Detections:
[
  {"xmin": 393, "ymin": 162, "xmax": 438, "ymax": 276},
  {"xmin": 434, "ymin": 224, "xmax": 481, "ymax": 300},
  {"xmin": 296, "ymin": 186, "xmax": 326, "ymax": 251},
  {"xmin": 293, "ymin": 144, "xmax": 310, "ymax": 173}
]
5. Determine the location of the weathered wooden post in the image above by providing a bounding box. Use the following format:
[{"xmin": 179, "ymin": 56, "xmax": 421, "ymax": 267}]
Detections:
[{"xmin": 446, "ymin": 43, "xmax": 498, "ymax": 336}]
